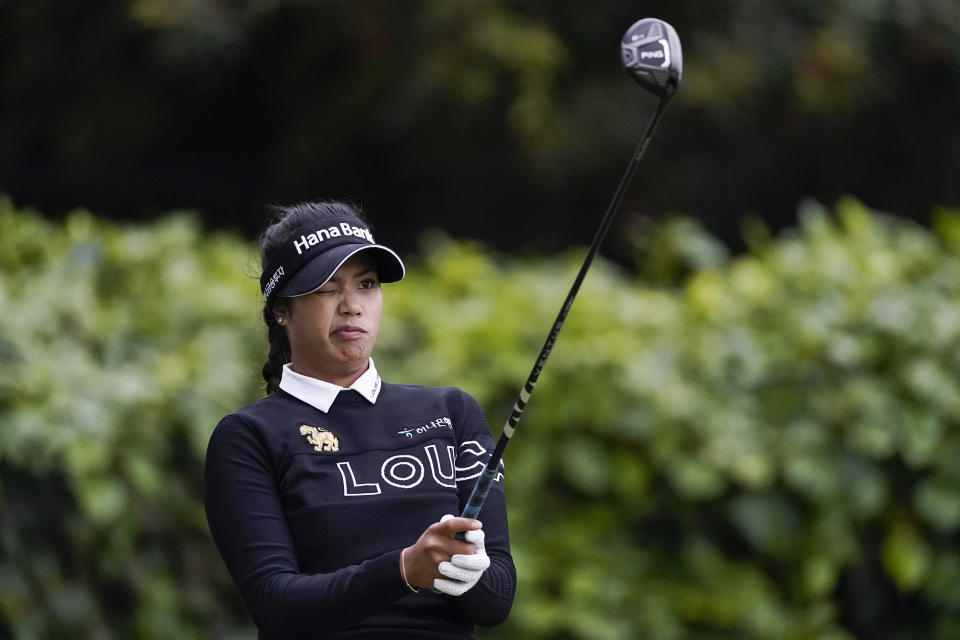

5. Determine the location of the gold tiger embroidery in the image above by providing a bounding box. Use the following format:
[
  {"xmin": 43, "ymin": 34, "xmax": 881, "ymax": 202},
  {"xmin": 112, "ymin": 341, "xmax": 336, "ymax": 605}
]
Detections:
[{"xmin": 300, "ymin": 425, "xmax": 340, "ymax": 452}]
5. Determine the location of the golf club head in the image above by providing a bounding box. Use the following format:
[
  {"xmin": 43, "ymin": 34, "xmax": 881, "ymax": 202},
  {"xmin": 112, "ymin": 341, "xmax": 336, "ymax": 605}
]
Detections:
[{"xmin": 621, "ymin": 18, "xmax": 683, "ymax": 101}]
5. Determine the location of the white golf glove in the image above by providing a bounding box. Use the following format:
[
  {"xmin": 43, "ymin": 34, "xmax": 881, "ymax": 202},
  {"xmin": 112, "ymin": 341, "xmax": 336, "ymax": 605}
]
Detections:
[{"xmin": 434, "ymin": 514, "xmax": 490, "ymax": 596}]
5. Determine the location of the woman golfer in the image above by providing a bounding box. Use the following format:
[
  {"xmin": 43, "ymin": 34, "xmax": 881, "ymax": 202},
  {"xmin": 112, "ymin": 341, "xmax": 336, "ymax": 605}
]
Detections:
[{"xmin": 204, "ymin": 201, "xmax": 516, "ymax": 638}]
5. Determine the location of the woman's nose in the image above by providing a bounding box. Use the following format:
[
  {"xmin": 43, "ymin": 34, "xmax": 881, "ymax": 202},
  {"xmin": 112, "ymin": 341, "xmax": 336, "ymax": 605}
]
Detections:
[{"xmin": 339, "ymin": 289, "xmax": 362, "ymax": 314}]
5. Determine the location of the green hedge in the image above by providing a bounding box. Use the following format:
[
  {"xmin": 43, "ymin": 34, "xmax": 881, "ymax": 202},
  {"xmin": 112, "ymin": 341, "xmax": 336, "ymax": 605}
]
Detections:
[{"xmin": 3, "ymin": 196, "xmax": 960, "ymax": 639}]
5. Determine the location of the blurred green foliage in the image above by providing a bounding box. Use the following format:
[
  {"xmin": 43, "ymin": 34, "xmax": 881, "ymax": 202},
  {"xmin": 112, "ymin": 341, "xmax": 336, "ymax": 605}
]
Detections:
[
  {"xmin": 0, "ymin": 199, "xmax": 264, "ymax": 638},
  {"xmin": 3, "ymin": 196, "xmax": 960, "ymax": 639}
]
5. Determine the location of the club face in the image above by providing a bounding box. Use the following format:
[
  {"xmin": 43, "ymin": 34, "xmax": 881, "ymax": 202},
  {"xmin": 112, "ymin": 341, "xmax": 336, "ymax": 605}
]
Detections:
[{"xmin": 621, "ymin": 18, "xmax": 683, "ymax": 100}]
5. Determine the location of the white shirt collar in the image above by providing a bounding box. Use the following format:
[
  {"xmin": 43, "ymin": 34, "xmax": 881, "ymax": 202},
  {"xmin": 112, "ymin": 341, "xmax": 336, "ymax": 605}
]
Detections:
[{"xmin": 278, "ymin": 358, "xmax": 382, "ymax": 413}]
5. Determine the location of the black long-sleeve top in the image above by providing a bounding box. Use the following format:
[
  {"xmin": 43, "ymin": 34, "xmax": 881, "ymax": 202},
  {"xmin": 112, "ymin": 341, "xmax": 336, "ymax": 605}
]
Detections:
[{"xmin": 203, "ymin": 383, "xmax": 516, "ymax": 639}]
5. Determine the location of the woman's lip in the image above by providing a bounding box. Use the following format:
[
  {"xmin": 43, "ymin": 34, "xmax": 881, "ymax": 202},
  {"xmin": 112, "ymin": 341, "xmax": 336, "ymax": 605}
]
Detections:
[{"xmin": 333, "ymin": 327, "xmax": 366, "ymax": 339}]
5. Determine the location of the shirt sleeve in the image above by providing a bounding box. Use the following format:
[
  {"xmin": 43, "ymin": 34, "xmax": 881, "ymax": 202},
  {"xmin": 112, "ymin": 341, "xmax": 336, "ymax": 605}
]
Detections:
[
  {"xmin": 449, "ymin": 391, "xmax": 517, "ymax": 626},
  {"xmin": 203, "ymin": 413, "xmax": 410, "ymax": 635}
]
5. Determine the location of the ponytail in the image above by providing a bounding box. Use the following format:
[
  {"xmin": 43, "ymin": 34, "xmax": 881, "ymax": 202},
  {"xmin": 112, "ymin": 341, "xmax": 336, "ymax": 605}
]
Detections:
[{"xmin": 261, "ymin": 305, "xmax": 290, "ymax": 395}]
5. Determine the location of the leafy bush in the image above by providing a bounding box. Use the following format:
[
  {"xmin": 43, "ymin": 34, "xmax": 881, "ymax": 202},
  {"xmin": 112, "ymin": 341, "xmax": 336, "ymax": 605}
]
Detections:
[
  {"xmin": 3, "ymin": 196, "xmax": 960, "ymax": 639},
  {"xmin": 0, "ymin": 200, "xmax": 263, "ymax": 639}
]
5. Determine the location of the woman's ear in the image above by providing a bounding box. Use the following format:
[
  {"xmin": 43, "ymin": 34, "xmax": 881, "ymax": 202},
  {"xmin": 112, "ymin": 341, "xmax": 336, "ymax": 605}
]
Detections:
[{"xmin": 271, "ymin": 300, "xmax": 291, "ymax": 326}]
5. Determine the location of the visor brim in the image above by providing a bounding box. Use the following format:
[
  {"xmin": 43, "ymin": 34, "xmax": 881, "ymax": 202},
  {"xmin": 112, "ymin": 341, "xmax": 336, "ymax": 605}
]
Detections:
[{"xmin": 275, "ymin": 244, "xmax": 405, "ymax": 298}]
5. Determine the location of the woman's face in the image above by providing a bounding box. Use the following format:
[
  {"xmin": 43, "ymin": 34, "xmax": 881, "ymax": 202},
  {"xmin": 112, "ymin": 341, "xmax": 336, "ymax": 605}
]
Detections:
[{"xmin": 282, "ymin": 252, "xmax": 382, "ymax": 385}]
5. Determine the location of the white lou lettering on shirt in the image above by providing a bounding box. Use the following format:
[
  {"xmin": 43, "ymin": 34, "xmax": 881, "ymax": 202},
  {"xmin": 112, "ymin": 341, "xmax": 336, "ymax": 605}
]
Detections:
[
  {"xmin": 455, "ymin": 440, "xmax": 503, "ymax": 483},
  {"xmin": 337, "ymin": 461, "xmax": 382, "ymax": 496},
  {"xmin": 426, "ymin": 444, "xmax": 456, "ymax": 488},
  {"xmin": 381, "ymin": 455, "xmax": 424, "ymax": 489},
  {"xmin": 336, "ymin": 442, "xmax": 483, "ymax": 497}
]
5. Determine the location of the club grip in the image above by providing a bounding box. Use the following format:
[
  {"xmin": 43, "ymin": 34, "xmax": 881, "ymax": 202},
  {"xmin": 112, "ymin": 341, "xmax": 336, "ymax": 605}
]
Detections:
[
  {"xmin": 446, "ymin": 461, "xmax": 497, "ymax": 567},
  {"xmin": 461, "ymin": 457, "xmax": 498, "ymax": 520}
]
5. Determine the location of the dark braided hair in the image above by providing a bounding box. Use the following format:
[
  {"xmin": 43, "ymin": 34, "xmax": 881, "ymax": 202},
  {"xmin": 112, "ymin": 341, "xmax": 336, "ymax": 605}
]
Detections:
[{"xmin": 258, "ymin": 200, "xmax": 371, "ymax": 394}]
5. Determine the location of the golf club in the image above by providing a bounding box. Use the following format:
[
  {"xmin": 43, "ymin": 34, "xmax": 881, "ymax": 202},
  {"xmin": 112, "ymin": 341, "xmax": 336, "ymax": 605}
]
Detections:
[{"xmin": 457, "ymin": 16, "xmax": 683, "ymax": 531}]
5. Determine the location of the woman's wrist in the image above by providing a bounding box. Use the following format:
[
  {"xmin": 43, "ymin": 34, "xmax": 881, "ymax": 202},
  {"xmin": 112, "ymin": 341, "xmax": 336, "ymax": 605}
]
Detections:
[{"xmin": 399, "ymin": 547, "xmax": 419, "ymax": 593}]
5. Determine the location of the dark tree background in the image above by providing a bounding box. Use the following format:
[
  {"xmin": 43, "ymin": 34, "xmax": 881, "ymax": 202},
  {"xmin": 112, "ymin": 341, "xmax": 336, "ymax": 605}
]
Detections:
[{"xmin": 1, "ymin": 0, "xmax": 959, "ymax": 255}]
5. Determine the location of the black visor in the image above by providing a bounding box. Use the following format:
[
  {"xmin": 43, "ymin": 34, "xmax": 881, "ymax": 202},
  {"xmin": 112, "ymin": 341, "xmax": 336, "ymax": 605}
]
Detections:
[{"xmin": 260, "ymin": 217, "xmax": 404, "ymax": 302}]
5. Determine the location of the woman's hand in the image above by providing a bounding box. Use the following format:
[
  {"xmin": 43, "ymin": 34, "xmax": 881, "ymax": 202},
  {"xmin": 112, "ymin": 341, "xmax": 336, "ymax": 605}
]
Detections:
[{"xmin": 402, "ymin": 514, "xmax": 490, "ymax": 595}]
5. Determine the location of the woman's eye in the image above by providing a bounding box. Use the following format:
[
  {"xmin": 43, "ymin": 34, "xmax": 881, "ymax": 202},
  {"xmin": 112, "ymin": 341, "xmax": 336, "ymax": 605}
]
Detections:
[{"xmin": 359, "ymin": 279, "xmax": 379, "ymax": 289}]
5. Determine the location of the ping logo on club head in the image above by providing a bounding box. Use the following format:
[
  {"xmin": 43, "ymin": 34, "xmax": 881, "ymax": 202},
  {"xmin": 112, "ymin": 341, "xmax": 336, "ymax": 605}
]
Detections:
[
  {"xmin": 640, "ymin": 47, "xmax": 665, "ymax": 61},
  {"xmin": 300, "ymin": 425, "xmax": 340, "ymax": 452},
  {"xmin": 624, "ymin": 39, "xmax": 670, "ymax": 69}
]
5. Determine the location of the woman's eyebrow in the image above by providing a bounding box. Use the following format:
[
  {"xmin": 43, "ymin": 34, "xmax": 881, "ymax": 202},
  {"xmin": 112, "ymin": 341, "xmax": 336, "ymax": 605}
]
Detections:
[{"xmin": 328, "ymin": 267, "xmax": 376, "ymax": 283}]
